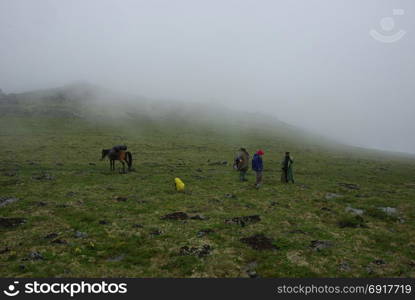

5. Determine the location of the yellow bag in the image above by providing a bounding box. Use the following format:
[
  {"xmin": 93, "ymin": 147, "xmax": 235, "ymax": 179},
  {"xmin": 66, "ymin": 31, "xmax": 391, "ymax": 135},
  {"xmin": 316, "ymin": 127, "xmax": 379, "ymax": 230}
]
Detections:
[{"xmin": 174, "ymin": 177, "xmax": 185, "ymax": 192}]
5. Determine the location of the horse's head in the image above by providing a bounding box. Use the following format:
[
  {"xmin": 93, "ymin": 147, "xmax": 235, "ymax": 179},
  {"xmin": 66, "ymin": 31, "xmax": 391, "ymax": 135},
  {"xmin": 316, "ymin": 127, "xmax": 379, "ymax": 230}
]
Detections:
[{"xmin": 101, "ymin": 149, "xmax": 110, "ymax": 160}]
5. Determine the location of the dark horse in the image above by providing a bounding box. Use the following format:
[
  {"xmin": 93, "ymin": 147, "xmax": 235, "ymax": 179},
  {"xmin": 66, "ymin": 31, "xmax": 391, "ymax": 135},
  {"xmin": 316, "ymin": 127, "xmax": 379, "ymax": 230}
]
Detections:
[{"xmin": 101, "ymin": 145, "xmax": 133, "ymax": 173}]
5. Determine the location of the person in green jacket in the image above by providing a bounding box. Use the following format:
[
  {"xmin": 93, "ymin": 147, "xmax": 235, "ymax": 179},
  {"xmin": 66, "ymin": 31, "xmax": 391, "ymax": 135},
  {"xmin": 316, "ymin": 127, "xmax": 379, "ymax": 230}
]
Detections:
[
  {"xmin": 235, "ymin": 148, "xmax": 250, "ymax": 182},
  {"xmin": 281, "ymin": 152, "xmax": 294, "ymax": 183}
]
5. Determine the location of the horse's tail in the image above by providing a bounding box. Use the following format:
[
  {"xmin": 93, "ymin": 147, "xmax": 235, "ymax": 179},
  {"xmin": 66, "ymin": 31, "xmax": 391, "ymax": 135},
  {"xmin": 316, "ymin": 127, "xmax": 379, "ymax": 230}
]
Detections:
[{"xmin": 126, "ymin": 151, "xmax": 133, "ymax": 170}]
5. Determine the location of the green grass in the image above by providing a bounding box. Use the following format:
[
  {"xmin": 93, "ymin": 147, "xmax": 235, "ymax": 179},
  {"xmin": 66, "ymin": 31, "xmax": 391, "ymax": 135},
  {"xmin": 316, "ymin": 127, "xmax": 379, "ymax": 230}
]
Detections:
[{"xmin": 1, "ymin": 112, "xmax": 415, "ymax": 278}]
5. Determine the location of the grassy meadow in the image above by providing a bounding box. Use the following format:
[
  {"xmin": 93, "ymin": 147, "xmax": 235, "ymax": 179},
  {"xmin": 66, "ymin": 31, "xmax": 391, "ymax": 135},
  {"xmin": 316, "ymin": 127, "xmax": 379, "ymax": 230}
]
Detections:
[{"xmin": 0, "ymin": 92, "xmax": 415, "ymax": 278}]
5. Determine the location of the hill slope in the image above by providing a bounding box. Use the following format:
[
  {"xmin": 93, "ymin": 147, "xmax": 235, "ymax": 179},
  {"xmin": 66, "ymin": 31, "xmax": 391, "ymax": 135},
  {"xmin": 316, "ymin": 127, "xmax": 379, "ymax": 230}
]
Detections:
[{"xmin": 0, "ymin": 85, "xmax": 414, "ymax": 277}]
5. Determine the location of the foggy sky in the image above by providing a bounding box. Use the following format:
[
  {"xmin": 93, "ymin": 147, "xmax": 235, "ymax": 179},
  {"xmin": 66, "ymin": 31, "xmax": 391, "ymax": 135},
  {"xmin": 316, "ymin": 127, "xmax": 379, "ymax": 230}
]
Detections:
[{"xmin": 1, "ymin": 0, "xmax": 414, "ymax": 153}]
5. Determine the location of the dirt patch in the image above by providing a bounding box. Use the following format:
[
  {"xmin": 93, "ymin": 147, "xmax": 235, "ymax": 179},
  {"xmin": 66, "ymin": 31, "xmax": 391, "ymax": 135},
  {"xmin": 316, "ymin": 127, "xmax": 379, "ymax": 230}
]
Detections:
[
  {"xmin": 0, "ymin": 217, "xmax": 27, "ymax": 228},
  {"xmin": 150, "ymin": 229, "xmax": 163, "ymax": 236},
  {"xmin": 32, "ymin": 172, "xmax": 54, "ymax": 181},
  {"xmin": 240, "ymin": 234, "xmax": 278, "ymax": 250},
  {"xmin": 224, "ymin": 193, "xmax": 236, "ymax": 199},
  {"xmin": 338, "ymin": 215, "xmax": 367, "ymax": 228},
  {"xmin": 179, "ymin": 244, "xmax": 212, "ymax": 257},
  {"xmin": 51, "ymin": 239, "xmax": 67, "ymax": 245},
  {"xmin": 44, "ymin": 233, "xmax": 58, "ymax": 239},
  {"xmin": 115, "ymin": 196, "xmax": 128, "ymax": 202},
  {"xmin": 225, "ymin": 215, "xmax": 261, "ymax": 227},
  {"xmin": 288, "ymin": 229, "xmax": 307, "ymax": 235},
  {"xmin": 161, "ymin": 212, "xmax": 189, "ymax": 220},
  {"xmin": 0, "ymin": 247, "xmax": 10, "ymax": 254}
]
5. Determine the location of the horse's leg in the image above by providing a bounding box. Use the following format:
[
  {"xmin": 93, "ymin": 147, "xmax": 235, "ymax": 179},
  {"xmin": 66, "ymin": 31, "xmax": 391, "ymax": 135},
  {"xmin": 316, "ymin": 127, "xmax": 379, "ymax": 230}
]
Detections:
[{"xmin": 121, "ymin": 161, "xmax": 126, "ymax": 173}]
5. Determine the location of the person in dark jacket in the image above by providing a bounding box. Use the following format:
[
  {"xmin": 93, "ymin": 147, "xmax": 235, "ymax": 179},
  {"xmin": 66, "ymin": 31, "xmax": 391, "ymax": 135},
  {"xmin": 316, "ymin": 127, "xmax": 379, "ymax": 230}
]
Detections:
[
  {"xmin": 236, "ymin": 148, "xmax": 250, "ymax": 182},
  {"xmin": 281, "ymin": 152, "xmax": 294, "ymax": 183},
  {"xmin": 252, "ymin": 149, "xmax": 264, "ymax": 188}
]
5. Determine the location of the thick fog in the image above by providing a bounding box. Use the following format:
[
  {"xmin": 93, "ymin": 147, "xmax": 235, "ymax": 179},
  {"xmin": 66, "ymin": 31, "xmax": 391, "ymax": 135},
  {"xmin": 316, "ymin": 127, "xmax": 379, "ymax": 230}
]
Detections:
[{"xmin": 1, "ymin": 0, "xmax": 414, "ymax": 153}]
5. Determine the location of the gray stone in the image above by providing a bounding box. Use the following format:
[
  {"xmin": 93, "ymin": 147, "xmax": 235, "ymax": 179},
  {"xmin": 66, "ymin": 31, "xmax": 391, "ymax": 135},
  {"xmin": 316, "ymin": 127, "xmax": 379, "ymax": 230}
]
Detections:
[
  {"xmin": 379, "ymin": 207, "xmax": 397, "ymax": 215},
  {"xmin": 325, "ymin": 193, "xmax": 343, "ymax": 200},
  {"xmin": 74, "ymin": 231, "xmax": 88, "ymax": 238},
  {"xmin": 0, "ymin": 197, "xmax": 20, "ymax": 207},
  {"xmin": 345, "ymin": 206, "xmax": 364, "ymax": 216}
]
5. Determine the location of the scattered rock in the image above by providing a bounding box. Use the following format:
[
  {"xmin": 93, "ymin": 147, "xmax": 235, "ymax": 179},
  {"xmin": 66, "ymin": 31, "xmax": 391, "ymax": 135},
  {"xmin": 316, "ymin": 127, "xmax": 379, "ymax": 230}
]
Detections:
[
  {"xmin": 0, "ymin": 197, "xmax": 20, "ymax": 207},
  {"xmin": 19, "ymin": 264, "xmax": 26, "ymax": 271},
  {"xmin": 244, "ymin": 262, "xmax": 259, "ymax": 278},
  {"xmin": 44, "ymin": 233, "xmax": 58, "ymax": 239},
  {"xmin": 132, "ymin": 223, "xmax": 144, "ymax": 228},
  {"xmin": 225, "ymin": 193, "xmax": 236, "ymax": 199},
  {"xmin": 310, "ymin": 240, "xmax": 333, "ymax": 251},
  {"xmin": 28, "ymin": 251, "xmax": 44, "ymax": 260},
  {"xmin": 161, "ymin": 212, "xmax": 189, "ymax": 220},
  {"xmin": 35, "ymin": 201, "xmax": 47, "ymax": 207},
  {"xmin": 66, "ymin": 192, "xmax": 76, "ymax": 197},
  {"xmin": 372, "ymin": 259, "xmax": 386, "ymax": 265},
  {"xmin": 269, "ymin": 201, "xmax": 279, "ymax": 207},
  {"xmin": 338, "ymin": 183, "xmax": 360, "ymax": 190},
  {"xmin": 378, "ymin": 207, "xmax": 397, "ymax": 216},
  {"xmin": 196, "ymin": 168, "xmax": 203, "ymax": 172},
  {"xmin": 197, "ymin": 229, "xmax": 214, "ymax": 237},
  {"xmin": 225, "ymin": 215, "xmax": 261, "ymax": 227},
  {"xmin": 320, "ymin": 207, "xmax": 332, "ymax": 212},
  {"xmin": 247, "ymin": 270, "xmax": 258, "ymax": 278},
  {"xmin": 107, "ymin": 254, "xmax": 125, "ymax": 262},
  {"xmin": 339, "ymin": 262, "xmax": 351, "ymax": 272},
  {"xmin": 115, "ymin": 196, "xmax": 127, "ymax": 202},
  {"xmin": 74, "ymin": 231, "xmax": 88, "ymax": 238},
  {"xmin": 345, "ymin": 206, "xmax": 364, "ymax": 216},
  {"xmin": 89, "ymin": 162, "xmax": 96, "ymax": 166},
  {"xmin": 240, "ymin": 234, "xmax": 278, "ymax": 251},
  {"xmin": 99, "ymin": 220, "xmax": 110, "ymax": 225},
  {"xmin": 51, "ymin": 239, "xmax": 67, "ymax": 245},
  {"xmin": 299, "ymin": 184, "xmax": 310, "ymax": 190},
  {"xmin": 0, "ymin": 217, "xmax": 27, "ymax": 228},
  {"xmin": 325, "ymin": 193, "xmax": 343, "ymax": 200},
  {"xmin": 179, "ymin": 244, "xmax": 212, "ymax": 257}
]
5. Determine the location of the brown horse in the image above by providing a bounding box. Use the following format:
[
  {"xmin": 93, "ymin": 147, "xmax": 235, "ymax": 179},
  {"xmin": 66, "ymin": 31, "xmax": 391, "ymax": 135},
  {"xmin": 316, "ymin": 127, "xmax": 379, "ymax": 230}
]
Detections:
[{"xmin": 101, "ymin": 147, "xmax": 133, "ymax": 173}]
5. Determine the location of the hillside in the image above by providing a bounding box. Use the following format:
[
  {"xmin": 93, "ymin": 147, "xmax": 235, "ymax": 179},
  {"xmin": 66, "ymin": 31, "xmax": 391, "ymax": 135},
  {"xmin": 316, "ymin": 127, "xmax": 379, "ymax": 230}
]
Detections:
[{"xmin": 0, "ymin": 85, "xmax": 414, "ymax": 277}]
